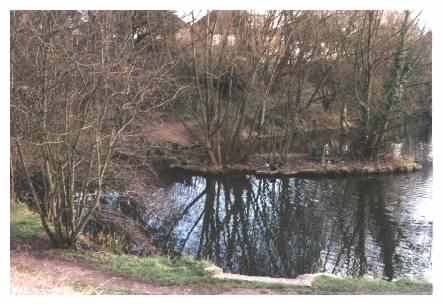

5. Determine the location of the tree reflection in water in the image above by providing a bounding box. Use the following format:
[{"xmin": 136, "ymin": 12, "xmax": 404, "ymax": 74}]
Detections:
[
  {"xmin": 160, "ymin": 164, "xmax": 432, "ymax": 280},
  {"xmin": 152, "ymin": 128, "xmax": 433, "ymax": 280}
]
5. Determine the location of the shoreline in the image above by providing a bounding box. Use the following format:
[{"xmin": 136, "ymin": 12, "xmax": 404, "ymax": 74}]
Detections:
[
  {"xmin": 169, "ymin": 158, "xmax": 423, "ymax": 177},
  {"xmin": 11, "ymin": 191, "xmax": 432, "ymax": 295}
]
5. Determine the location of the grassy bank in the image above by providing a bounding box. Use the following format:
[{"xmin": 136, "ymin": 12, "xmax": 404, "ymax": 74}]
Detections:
[
  {"xmin": 58, "ymin": 250, "xmax": 301, "ymax": 291},
  {"xmin": 10, "ymin": 205, "xmax": 45, "ymax": 242},
  {"xmin": 55, "ymin": 250, "xmax": 434, "ymax": 294},
  {"xmin": 62, "ymin": 251, "xmax": 216, "ymax": 286},
  {"xmin": 312, "ymin": 276, "xmax": 432, "ymax": 294},
  {"xmin": 10, "ymin": 205, "xmax": 432, "ymax": 294}
]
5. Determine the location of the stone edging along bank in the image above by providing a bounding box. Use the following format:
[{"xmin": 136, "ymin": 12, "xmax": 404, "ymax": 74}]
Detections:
[
  {"xmin": 204, "ymin": 265, "xmax": 335, "ymax": 287},
  {"xmin": 169, "ymin": 159, "xmax": 423, "ymax": 178}
]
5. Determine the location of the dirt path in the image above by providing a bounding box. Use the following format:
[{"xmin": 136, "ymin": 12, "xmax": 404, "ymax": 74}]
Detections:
[
  {"xmin": 143, "ymin": 121, "xmax": 194, "ymax": 146},
  {"xmin": 12, "ymin": 252, "xmax": 180, "ymax": 294},
  {"xmin": 10, "ymin": 249, "xmax": 285, "ymax": 295}
]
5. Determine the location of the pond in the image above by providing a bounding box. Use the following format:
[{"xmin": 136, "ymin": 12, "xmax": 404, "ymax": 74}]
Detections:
[{"xmin": 152, "ymin": 133, "xmax": 432, "ymax": 281}]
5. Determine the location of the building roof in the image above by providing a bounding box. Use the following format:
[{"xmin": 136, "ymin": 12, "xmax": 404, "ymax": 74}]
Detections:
[{"xmin": 192, "ymin": 10, "xmax": 250, "ymax": 35}]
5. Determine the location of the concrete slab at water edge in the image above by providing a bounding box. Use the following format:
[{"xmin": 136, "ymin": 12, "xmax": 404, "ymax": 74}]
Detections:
[{"xmin": 204, "ymin": 265, "xmax": 337, "ymax": 287}]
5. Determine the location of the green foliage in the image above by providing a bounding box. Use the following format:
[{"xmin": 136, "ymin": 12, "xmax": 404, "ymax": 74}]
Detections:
[
  {"xmin": 310, "ymin": 143, "xmax": 323, "ymax": 159},
  {"xmin": 10, "ymin": 205, "xmax": 45, "ymax": 241}
]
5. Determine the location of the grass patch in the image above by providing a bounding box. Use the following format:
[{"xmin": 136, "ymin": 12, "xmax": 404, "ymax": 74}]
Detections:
[
  {"xmin": 59, "ymin": 250, "xmax": 305, "ymax": 291},
  {"xmin": 312, "ymin": 275, "xmax": 432, "ymax": 295},
  {"xmin": 10, "ymin": 205, "xmax": 45, "ymax": 241},
  {"xmin": 71, "ymin": 283, "xmax": 136, "ymax": 295},
  {"xmin": 99, "ymin": 254, "xmax": 212, "ymax": 286},
  {"xmin": 64, "ymin": 251, "xmax": 221, "ymax": 286}
]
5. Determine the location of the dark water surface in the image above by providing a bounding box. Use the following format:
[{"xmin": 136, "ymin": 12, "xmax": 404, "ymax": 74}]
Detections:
[{"xmin": 152, "ymin": 137, "xmax": 433, "ymax": 281}]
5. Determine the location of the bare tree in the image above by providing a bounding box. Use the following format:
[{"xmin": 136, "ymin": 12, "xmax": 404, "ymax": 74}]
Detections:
[
  {"xmin": 11, "ymin": 11, "xmax": 178, "ymax": 248},
  {"xmin": 348, "ymin": 10, "xmax": 427, "ymax": 159},
  {"xmin": 178, "ymin": 10, "xmax": 302, "ymax": 167}
]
